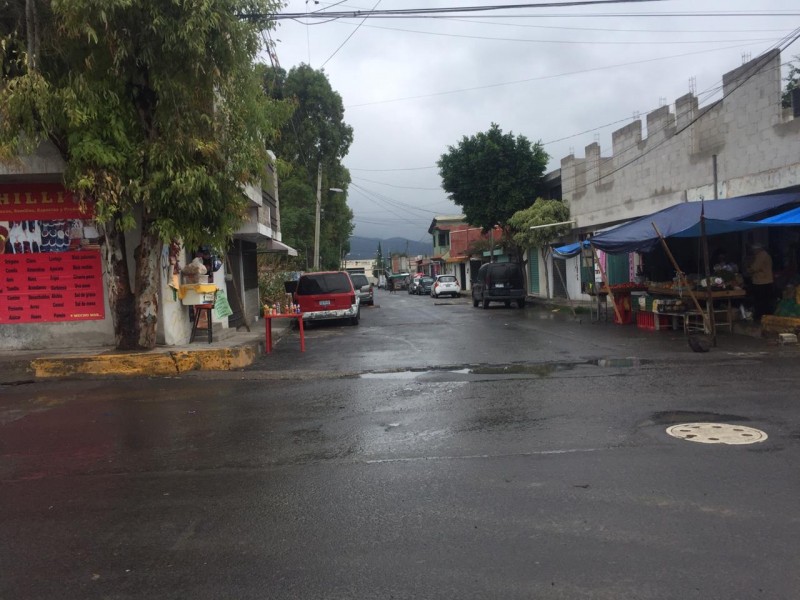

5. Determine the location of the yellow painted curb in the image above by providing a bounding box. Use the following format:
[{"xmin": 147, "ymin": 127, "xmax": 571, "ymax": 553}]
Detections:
[{"xmin": 31, "ymin": 344, "xmax": 257, "ymax": 379}]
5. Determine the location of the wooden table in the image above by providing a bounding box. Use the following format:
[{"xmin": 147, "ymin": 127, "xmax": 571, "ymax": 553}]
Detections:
[
  {"xmin": 648, "ymin": 287, "xmax": 746, "ymax": 333},
  {"xmin": 264, "ymin": 313, "xmax": 305, "ymax": 353},
  {"xmin": 647, "ymin": 287, "xmax": 746, "ymax": 300}
]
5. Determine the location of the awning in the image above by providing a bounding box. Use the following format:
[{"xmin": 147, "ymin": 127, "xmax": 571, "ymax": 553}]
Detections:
[
  {"xmin": 588, "ymin": 192, "xmax": 799, "ymax": 254},
  {"xmin": 552, "ymin": 240, "xmax": 588, "ymax": 258},
  {"xmin": 759, "ymin": 205, "xmax": 800, "ymax": 225},
  {"xmin": 263, "ymin": 239, "xmax": 298, "ymax": 256}
]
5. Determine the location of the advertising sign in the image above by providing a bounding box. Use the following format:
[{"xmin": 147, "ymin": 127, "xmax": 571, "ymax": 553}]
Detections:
[
  {"xmin": 1, "ymin": 184, "xmax": 104, "ymax": 324},
  {"xmin": 0, "ymin": 183, "xmax": 92, "ymax": 221},
  {"xmin": 0, "ymin": 251, "xmax": 105, "ymax": 323}
]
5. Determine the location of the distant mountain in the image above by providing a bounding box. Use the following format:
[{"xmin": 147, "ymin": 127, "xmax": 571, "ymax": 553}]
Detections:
[{"xmin": 348, "ymin": 236, "xmax": 433, "ymax": 260}]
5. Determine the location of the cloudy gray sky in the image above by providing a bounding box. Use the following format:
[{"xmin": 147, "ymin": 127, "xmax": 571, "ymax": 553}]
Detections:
[{"xmin": 270, "ymin": 0, "xmax": 800, "ymax": 242}]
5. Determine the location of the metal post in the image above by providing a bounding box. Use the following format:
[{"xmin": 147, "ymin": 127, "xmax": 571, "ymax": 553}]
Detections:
[{"xmin": 313, "ymin": 162, "xmax": 322, "ymax": 270}]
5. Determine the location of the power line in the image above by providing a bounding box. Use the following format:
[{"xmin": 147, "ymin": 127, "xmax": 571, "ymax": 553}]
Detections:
[
  {"xmin": 340, "ymin": 21, "xmax": 775, "ymax": 46},
  {"xmin": 352, "ymin": 175, "xmax": 441, "ymax": 191},
  {"xmin": 345, "ymin": 40, "xmax": 763, "ymax": 107},
  {"xmin": 258, "ymin": 1, "xmax": 669, "ymax": 22},
  {"xmin": 319, "ymin": 0, "xmax": 382, "ymax": 68}
]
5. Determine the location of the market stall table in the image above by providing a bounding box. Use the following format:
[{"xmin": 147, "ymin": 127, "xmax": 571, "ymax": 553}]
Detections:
[
  {"xmin": 647, "ymin": 287, "xmax": 746, "ymax": 333},
  {"xmin": 264, "ymin": 312, "xmax": 305, "ymax": 353}
]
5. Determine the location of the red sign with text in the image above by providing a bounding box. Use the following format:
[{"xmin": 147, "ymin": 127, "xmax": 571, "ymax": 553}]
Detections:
[
  {"xmin": 0, "ymin": 251, "xmax": 105, "ymax": 323},
  {"xmin": 0, "ymin": 183, "xmax": 92, "ymax": 221}
]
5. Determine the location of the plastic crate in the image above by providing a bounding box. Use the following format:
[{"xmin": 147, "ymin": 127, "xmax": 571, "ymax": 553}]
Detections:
[{"xmin": 636, "ymin": 311, "xmax": 671, "ymax": 331}]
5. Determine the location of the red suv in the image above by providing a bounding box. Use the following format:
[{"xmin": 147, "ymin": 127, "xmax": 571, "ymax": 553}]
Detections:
[{"xmin": 294, "ymin": 271, "xmax": 360, "ymax": 325}]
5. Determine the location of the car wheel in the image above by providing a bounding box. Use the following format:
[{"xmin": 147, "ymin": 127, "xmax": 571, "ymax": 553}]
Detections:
[
  {"xmin": 482, "ymin": 298, "xmax": 490, "ymax": 309},
  {"xmin": 350, "ymin": 312, "xmax": 360, "ymax": 325},
  {"xmin": 504, "ymin": 300, "xmax": 511, "ymax": 308},
  {"xmin": 517, "ymin": 298, "xmax": 526, "ymax": 309},
  {"xmin": 472, "ymin": 296, "xmax": 479, "ymax": 307}
]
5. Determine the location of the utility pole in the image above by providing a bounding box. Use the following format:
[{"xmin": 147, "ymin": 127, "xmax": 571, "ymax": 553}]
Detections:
[{"xmin": 313, "ymin": 162, "xmax": 322, "ymax": 270}]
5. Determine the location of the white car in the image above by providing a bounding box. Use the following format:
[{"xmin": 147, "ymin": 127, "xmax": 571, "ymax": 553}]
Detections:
[{"xmin": 431, "ymin": 274, "xmax": 461, "ymax": 298}]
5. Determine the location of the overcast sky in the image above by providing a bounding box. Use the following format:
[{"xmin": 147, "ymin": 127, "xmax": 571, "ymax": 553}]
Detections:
[{"xmin": 269, "ymin": 0, "xmax": 800, "ymax": 242}]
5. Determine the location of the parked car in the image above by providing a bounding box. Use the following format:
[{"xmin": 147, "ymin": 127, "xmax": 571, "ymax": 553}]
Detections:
[
  {"xmin": 416, "ymin": 276, "xmax": 435, "ymax": 295},
  {"xmin": 408, "ymin": 274, "xmax": 427, "ymax": 294},
  {"xmin": 430, "ymin": 274, "xmax": 461, "ymax": 298},
  {"xmin": 471, "ymin": 262, "xmax": 526, "ymax": 309},
  {"xmin": 294, "ymin": 271, "xmax": 360, "ymax": 325},
  {"xmin": 349, "ymin": 273, "xmax": 374, "ymax": 306}
]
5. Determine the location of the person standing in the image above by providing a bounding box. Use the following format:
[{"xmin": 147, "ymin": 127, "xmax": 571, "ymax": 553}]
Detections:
[{"xmin": 745, "ymin": 243, "xmax": 774, "ymax": 322}]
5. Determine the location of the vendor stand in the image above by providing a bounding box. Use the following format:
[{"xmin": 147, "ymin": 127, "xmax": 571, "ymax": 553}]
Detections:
[
  {"xmin": 643, "ymin": 285, "xmax": 745, "ymax": 333},
  {"xmin": 179, "ymin": 282, "xmax": 219, "ymax": 343}
]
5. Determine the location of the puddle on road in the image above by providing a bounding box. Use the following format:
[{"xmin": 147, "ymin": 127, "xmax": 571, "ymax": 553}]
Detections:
[{"xmin": 360, "ymin": 358, "xmax": 651, "ymax": 380}]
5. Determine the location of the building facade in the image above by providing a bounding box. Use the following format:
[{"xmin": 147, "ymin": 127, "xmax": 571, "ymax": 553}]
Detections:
[{"xmin": 545, "ymin": 49, "xmax": 800, "ymax": 301}]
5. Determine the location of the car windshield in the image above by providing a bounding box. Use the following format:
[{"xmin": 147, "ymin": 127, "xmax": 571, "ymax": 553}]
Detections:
[
  {"xmin": 297, "ymin": 273, "xmax": 352, "ymax": 295},
  {"xmin": 438, "ymin": 276, "xmax": 456, "ymax": 282},
  {"xmin": 350, "ymin": 274, "xmax": 369, "ymax": 287}
]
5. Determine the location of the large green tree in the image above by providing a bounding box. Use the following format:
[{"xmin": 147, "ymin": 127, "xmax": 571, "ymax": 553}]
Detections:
[
  {"xmin": 508, "ymin": 198, "xmax": 571, "ymax": 299},
  {"xmin": 0, "ymin": 0, "xmax": 288, "ymax": 349},
  {"xmin": 438, "ymin": 123, "xmax": 549, "ymax": 233},
  {"xmin": 264, "ymin": 64, "xmax": 354, "ymax": 270}
]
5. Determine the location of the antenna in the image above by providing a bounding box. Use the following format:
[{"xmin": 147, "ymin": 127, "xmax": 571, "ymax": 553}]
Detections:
[
  {"xmin": 689, "ymin": 76, "xmax": 697, "ymax": 95},
  {"xmin": 659, "ymin": 97, "xmax": 667, "ymax": 107},
  {"xmin": 741, "ymin": 52, "xmax": 752, "ymax": 64}
]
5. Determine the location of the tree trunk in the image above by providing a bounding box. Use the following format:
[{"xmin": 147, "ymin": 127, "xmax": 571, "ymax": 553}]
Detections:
[
  {"xmin": 134, "ymin": 224, "xmax": 163, "ymax": 349},
  {"xmin": 102, "ymin": 225, "xmax": 138, "ymax": 350}
]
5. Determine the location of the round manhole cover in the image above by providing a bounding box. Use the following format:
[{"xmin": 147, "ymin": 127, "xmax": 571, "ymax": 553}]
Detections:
[{"xmin": 666, "ymin": 423, "xmax": 767, "ymax": 445}]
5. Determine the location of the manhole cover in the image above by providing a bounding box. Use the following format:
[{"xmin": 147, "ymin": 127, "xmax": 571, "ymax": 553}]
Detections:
[{"xmin": 666, "ymin": 423, "xmax": 768, "ymax": 445}]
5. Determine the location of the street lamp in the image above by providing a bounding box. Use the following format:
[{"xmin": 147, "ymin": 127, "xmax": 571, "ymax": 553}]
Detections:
[{"xmin": 313, "ymin": 164, "xmax": 344, "ymax": 270}]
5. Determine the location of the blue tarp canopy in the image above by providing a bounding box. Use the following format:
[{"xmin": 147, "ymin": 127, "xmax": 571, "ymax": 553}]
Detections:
[
  {"xmin": 552, "ymin": 240, "xmax": 588, "ymax": 258},
  {"xmin": 584, "ymin": 192, "xmax": 799, "ymax": 254},
  {"xmin": 759, "ymin": 205, "xmax": 800, "ymax": 225}
]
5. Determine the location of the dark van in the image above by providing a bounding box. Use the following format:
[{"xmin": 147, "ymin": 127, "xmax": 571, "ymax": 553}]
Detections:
[{"xmin": 471, "ymin": 262, "xmax": 526, "ymax": 309}]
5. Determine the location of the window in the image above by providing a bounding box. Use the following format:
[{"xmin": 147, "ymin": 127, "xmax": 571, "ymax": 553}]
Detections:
[
  {"xmin": 297, "ymin": 273, "xmax": 353, "ymax": 295},
  {"xmin": 437, "ymin": 231, "xmax": 449, "ymax": 247}
]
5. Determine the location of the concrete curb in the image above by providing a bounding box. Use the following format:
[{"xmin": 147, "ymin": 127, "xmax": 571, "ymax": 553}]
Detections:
[
  {"xmin": 1, "ymin": 321, "xmax": 295, "ymax": 383},
  {"xmin": 30, "ymin": 344, "xmax": 259, "ymax": 379}
]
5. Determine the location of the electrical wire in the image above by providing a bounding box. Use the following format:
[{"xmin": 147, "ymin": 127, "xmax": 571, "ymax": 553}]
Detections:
[
  {"xmin": 319, "ymin": 0, "xmax": 382, "ymax": 68},
  {"xmin": 345, "ymin": 40, "xmax": 765, "ymax": 108}
]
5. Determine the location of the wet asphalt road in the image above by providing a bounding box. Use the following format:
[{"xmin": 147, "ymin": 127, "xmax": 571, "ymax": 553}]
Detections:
[{"xmin": 2, "ymin": 290, "xmax": 800, "ymax": 599}]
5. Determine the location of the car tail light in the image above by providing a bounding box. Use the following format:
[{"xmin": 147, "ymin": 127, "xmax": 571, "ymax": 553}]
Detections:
[{"xmin": 350, "ymin": 293, "xmax": 356, "ymax": 304}]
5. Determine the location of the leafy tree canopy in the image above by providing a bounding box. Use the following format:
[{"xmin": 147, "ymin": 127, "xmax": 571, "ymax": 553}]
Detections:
[
  {"xmin": 508, "ymin": 198, "xmax": 571, "ymax": 249},
  {"xmin": 438, "ymin": 123, "xmax": 549, "ymax": 232},
  {"xmin": 0, "ymin": 0, "xmax": 291, "ymax": 251},
  {"xmin": 263, "ymin": 64, "xmax": 354, "ymax": 270}
]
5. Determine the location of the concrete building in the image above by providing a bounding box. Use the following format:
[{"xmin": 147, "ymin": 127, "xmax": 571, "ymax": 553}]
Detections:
[{"xmin": 534, "ymin": 49, "xmax": 800, "ymax": 301}]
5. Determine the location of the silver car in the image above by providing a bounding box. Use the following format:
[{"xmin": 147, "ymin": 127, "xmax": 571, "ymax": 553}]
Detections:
[{"xmin": 350, "ymin": 273, "xmax": 374, "ymax": 306}]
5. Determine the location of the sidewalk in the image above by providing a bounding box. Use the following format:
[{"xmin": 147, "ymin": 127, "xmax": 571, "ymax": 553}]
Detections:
[{"xmin": 0, "ymin": 319, "xmax": 291, "ymax": 385}]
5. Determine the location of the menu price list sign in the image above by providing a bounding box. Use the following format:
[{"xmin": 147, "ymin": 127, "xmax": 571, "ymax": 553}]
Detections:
[{"xmin": 1, "ymin": 251, "xmax": 105, "ymax": 323}]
